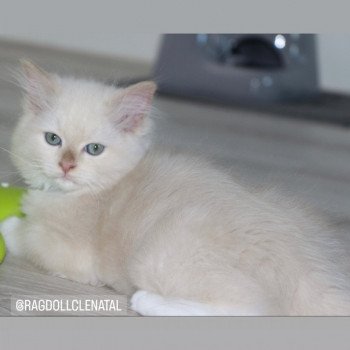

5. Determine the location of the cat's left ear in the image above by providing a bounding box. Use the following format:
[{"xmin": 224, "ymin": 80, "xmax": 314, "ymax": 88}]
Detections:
[
  {"xmin": 110, "ymin": 81, "xmax": 157, "ymax": 134},
  {"xmin": 19, "ymin": 59, "xmax": 58, "ymax": 114}
]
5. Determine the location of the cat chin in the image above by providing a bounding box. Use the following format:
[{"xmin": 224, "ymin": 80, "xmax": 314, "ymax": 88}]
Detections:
[
  {"xmin": 53, "ymin": 177, "xmax": 82, "ymax": 192},
  {"xmin": 53, "ymin": 178, "xmax": 105, "ymax": 194},
  {"xmin": 27, "ymin": 175, "xmax": 103, "ymax": 194},
  {"xmin": 26, "ymin": 177, "xmax": 80, "ymax": 193}
]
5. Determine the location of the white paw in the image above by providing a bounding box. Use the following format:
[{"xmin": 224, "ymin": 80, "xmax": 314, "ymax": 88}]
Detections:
[
  {"xmin": 130, "ymin": 290, "xmax": 216, "ymax": 316},
  {"xmin": 130, "ymin": 290, "xmax": 164, "ymax": 316},
  {"xmin": 1, "ymin": 216, "xmax": 21, "ymax": 239},
  {"xmin": 0, "ymin": 216, "xmax": 22, "ymax": 255}
]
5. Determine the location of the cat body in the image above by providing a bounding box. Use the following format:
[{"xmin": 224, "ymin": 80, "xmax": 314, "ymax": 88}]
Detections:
[{"xmin": 2, "ymin": 61, "xmax": 350, "ymax": 315}]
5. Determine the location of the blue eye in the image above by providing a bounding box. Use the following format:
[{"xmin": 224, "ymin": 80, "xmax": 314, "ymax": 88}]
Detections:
[
  {"xmin": 45, "ymin": 132, "xmax": 62, "ymax": 146},
  {"xmin": 85, "ymin": 143, "xmax": 105, "ymax": 156}
]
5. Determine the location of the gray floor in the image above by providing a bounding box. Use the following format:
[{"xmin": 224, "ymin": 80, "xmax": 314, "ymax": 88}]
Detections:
[{"xmin": 1, "ymin": 39, "xmax": 350, "ymax": 316}]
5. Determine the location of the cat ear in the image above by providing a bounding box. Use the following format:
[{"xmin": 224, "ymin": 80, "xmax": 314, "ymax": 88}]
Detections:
[
  {"xmin": 111, "ymin": 81, "xmax": 157, "ymax": 133},
  {"xmin": 19, "ymin": 59, "xmax": 57, "ymax": 114}
]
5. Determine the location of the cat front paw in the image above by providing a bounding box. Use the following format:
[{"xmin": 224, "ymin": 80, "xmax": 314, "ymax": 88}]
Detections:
[
  {"xmin": 1, "ymin": 216, "xmax": 21, "ymax": 238},
  {"xmin": 0, "ymin": 216, "xmax": 22, "ymax": 255}
]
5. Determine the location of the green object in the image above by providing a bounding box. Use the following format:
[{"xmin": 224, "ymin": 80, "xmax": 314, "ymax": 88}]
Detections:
[
  {"xmin": 0, "ymin": 233, "xmax": 5, "ymax": 264},
  {"xmin": 0, "ymin": 185, "xmax": 26, "ymax": 263}
]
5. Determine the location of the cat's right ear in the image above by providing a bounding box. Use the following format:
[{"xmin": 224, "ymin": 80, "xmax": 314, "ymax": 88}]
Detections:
[
  {"xmin": 109, "ymin": 81, "xmax": 157, "ymax": 134},
  {"xmin": 18, "ymin": 59, "xmax": 57, "ymax": 114}
]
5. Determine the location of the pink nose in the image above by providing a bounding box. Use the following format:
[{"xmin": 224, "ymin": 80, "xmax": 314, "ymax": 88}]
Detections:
[{"xmin": 59, "ymin": 160, "xmax": 76, "ymax": 174}]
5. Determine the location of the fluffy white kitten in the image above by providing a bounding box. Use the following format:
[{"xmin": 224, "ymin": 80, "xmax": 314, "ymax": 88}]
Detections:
[{"xmin": 2, "ymin": 60, "xmax": 350, "ymax": 315}]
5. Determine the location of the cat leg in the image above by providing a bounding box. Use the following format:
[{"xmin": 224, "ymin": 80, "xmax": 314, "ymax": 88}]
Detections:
[
  {"xmin": 130, "ymin": 290, "xmax": 268, "ymax": 316},
  {"xmin": 0, "ymin": 216, "xmax": 24, "ymax": 256},
  {"xmin": 1, "ymin": 216, "xmax": 103, "ymax": 287}
]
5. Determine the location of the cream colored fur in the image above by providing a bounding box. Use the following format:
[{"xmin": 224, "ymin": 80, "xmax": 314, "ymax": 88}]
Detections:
[{"xmin": 2, "ymin": 60, "xmax": 350, "ymax": 315}]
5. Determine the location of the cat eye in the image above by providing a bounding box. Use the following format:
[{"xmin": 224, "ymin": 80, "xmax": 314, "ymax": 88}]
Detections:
[
  {"xmin": 85, "ymin": 143, "xmax": 105, "ymax": 156},
  {"xmin": 45, "ymin": 132, "xmax": 62, "ymax": 146}
]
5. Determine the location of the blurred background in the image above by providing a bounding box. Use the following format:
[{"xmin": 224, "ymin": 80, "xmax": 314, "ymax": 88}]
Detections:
[{"xmin": 0, "ymin": 29, "xmax": 350, "ymax": 94}]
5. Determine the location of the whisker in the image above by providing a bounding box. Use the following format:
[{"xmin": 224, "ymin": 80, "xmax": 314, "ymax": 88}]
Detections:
[
  {"xmin": 0, "ymin": 146, "xmax": 42, "ymax": 168},
  {"xmin": 0, "ymin": 173, "xmax": 22, "ymax": 181},
  {"xmin": 0, "ymin": 170, "xmax": 22, "ymax": 174},
  {"xmin": 7, "ymin": 176, "xmax": 25, "ymax": 186}
]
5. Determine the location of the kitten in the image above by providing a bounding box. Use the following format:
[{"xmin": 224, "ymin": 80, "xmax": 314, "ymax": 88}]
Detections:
[{"xmin": 1, "ymin": 60, "xmax": 350, "ymax": 315}]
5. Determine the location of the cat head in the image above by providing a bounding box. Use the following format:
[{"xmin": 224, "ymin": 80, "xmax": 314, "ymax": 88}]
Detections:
[{"xmin": 12, "ymin": 60, "xmax": 156, "ymax": 193}]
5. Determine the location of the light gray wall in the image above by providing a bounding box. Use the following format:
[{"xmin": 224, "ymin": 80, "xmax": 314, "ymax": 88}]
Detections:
[
  {"xmin": 317, "ymin": 34, "xmax": 350, "ymax": 93},
  {"xmin": 0, "ymin": 20, "xmax": 349, "ymax": 94},
  {"xmin": 0, "ymin": 0, "xmax": 161, "ymax": 62}
]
